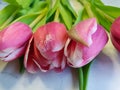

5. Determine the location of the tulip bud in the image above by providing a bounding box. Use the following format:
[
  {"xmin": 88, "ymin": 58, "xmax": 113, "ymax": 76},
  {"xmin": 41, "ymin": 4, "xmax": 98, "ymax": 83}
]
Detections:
[
  {"xmin": 110, "ymin": 17, "xmax": 120, "ymax": 51},
  {"xmin": 68, "ymin": 18, "xmax": 97, "ymax": 46},
  {"xmin": 0, "ymin": 22, "xmax": 32, "ymax": 61},
  {"xmin": 24, "ymin": 22, "xmax": 68, "ymax": 73},
  {"xmin": 64, "ymin": 19, "xmax": 108, "ymax": 67},
  {"xmin": 34, "ymin": 22, "xmax": 68, "ymax": 60}
]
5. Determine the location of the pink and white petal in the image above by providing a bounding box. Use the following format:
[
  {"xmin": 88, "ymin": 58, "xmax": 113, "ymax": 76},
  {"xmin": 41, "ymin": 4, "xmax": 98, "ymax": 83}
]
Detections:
[
  {"xmin": 0, "ymin": 44, "xmax": 27, "ymax": 61},
  {"xmin": 64, "ymin": 39, "xmax": 83, "ymax": 67},
  {"xmin": 33, "ymin": 45, "xmax": 51, "ymax": 72},
  {"xmin": 34, "ymin": 22, "xmax": 68, "ymax": 53},
  {"xmin": 51, "ymin": 50, "xmax": 66, "ymax": 71},
  {"xmin": 68, "ymin": 18, "xmax": 97, "ymax": 46},
  {"xmin": 24, "ymin": 37, "xmax": 39, "ymax": 73},
  {"xmin": 0, "ymin": 48, "xmax": 16, "ymax": 57},
  {"xmin": 65, "ymin": 25, "xmax": 108, "ymax": 68}
]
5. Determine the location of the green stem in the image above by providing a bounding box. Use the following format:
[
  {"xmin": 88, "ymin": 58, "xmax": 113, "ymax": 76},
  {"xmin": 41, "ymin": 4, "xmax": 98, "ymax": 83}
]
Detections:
[
  {"xmin": 96, "ymin": 8, "xmax": 114, "ymax": 23},
  {"xmin": 78, "ymin": 68, "xmax": 84, "ymax": 90},
  {"xmin": 19, "ymin": 56, "xmax": 25, "ymax": 74},
  {"xmin": 54, "ymin": 9, "xmax": 60, "ymax": 22},
  {"xmin": 29, "ymin": 14, "xmax": 45, "ymax": 29},
  {"xmin": 79, "ymin": 0, "xmax": 94, "ymax": 18},
  {"xmin": 29, "ymin": 8, "xmax": 48, "ymax": 29},
  {"xmin": 0, "ymin": 9, "xmax": 18, "ymax": 30},
  {"xmin": 82, "ymin": 62, "xmax": 92, "ymax": 90},
  {"xmin": 78, "ymin": 62, "xmax": 92, "ymax": 90}
]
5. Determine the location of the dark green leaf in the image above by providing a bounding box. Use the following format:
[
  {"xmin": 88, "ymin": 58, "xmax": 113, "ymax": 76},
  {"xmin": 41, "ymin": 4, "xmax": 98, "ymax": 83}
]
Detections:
[
  {"xmin": 82, "ymin": 62, "xmax": 92, "ymax": 90},
  {"xmin": 19, "ymin": 56, "xmax": 25, "ymax": 74},
  {"xmin": 78, "ymin": 68, "xmax": 84, "ymax": 90}
]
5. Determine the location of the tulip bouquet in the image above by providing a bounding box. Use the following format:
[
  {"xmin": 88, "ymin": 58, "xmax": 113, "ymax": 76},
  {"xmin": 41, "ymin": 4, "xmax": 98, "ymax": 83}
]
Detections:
[{"xmin": 0, "ymin": 0, "xmax": 120, "ymax": 90}]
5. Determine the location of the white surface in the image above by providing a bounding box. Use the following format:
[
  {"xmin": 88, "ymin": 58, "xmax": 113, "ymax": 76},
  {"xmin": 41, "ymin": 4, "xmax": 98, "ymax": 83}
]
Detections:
[{"xmin": 0, "ymin": 0, "xmax": 120, "ymax": 90}]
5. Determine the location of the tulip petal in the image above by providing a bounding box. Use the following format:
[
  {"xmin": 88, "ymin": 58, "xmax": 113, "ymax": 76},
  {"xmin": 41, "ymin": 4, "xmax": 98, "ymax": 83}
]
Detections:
[
  {"xmin": 110, "ymin": 34, "xmax": 120, "ymax": 51},
  {"xmin": 51, "ymin": 49, "xmax": 67, "ymax": 72},
  {"xmin": 34, "ymin": 22, "xmax": 68, "ymax": 59},
  {"xmin": 0, "ymin": 44, "xmax": 26, "ymax": 61},
  {"xmin": 24, "ymin": 37, "xmax": 39, "ymax": 73},
  {"xmin": 0, "ymin": 22, "xmax": 32, "ymax": 51},
  {"xmin": 33, "ymin": 44, "xmax": 51, "ymax": 72},
  {"xmin": 110, "ymin": 17, "xmax": 120, "ymax": 51},
  {"xmin": 65, "ymin": 25, "xmax": 108, "ymax": 67},
  {"xmin": 68, "ymin": 18, "xmax": 97, "ymax": 46},
  {"xmin": 110, "ymin": 17, "xmax": 120, "ymax": 39}
]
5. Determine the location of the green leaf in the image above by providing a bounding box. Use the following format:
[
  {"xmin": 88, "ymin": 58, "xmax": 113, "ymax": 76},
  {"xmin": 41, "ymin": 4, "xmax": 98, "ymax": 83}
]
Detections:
[
  {"xmin": 90, "ymin": 0, "xmax": 104, "ymax": 5},
  {"xmin": 82, "ymin": 62, "xmax": 92, "ymax": 90},
  {"xmin": 95, "ymin": 5, "xmax": 120, "ymax": 18},
  {"xmin": 47, "ymin": 0, "xmax": 59, "ymax": 20},
  {"xmin": 3, "ymin": 0, "xmax": 18, "ymax": 5},
  {"xmin": 91, "ymin": 6, "xmax": 111, "ymax": 32},
  {"xmin": 0, "ymin": 5, "xmax": 19, "ymax": 26},
  {"xmin": 78, "ymin": 68, "xmax": 84, "ymax": 90},
  {"xmin": 28, "ymin": 1, "xmax": 47, "ymax": 14},
  {"xmin": 59, "ymin": 2, "xmax": 73, "ymax": 30},
  {"xmin": 78, "ymin": 62, "xmax": 92, "ymax": 90},
  {"xmin": 61, "ymin": 0, "xmax": 77, "ymax": 18},
  {"xmin": 82, "ymin": 9, "xmax": 89, "ymax": 20},
  {"xmin": 16, "ymin": 0, "xmax": 34, "ymax": 8},
  {"xmin": 33, "ymin": 16, "xmax": 46, "ymax": 32},
  {"xmin": 12, "ymin": 13, "xmax": 39, "ymax": 25},
  {"xmin": 19, "ymin": 56, "xmax": 25, "ymax": 74}
]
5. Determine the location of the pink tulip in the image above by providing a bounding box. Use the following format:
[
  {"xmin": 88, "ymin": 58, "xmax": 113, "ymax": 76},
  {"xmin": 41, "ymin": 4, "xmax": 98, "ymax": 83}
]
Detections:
[
  {"xmin": 64, "ymin": 18, "xmax": 108, "ymax": 67},
  {"xmin": 0, "ymin": 22, "xmax": 32, "ymax": 61},
  {"xmin": 110, "ymin": 17, "xmax": 120, "ymax": 51},
  {"xmin": 24, "ymin": 22, "xmax": 68, "ymax": 73},
  {"xmin": 34, "ymin": 22, "xmax": 68, "ymax": 59},
  {"xmin": 68, "ymin": 18, "xmax": 97, "ymax": 46}
]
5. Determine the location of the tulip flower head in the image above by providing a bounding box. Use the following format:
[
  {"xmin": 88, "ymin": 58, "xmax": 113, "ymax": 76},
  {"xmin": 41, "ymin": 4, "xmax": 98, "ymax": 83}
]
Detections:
[
  {"xmin": 24, "ymin": 22, "xmax": 68, "ymax": 73},
  {"xmin": 0, "ymin": 22, "xmax": 32, "ymax": 61},
  {"xmin": 110, "ymin": 17, "xmax": 120, "ymax": 51},
  {"xmin": 65, "ymin": 18, "xmax": 108, "ymax": 68}
]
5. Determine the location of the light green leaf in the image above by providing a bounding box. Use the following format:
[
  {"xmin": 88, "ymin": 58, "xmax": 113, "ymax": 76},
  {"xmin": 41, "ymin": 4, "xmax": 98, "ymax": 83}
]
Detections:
[
  {"xmin": 82, "ymin": 9, "xmax": 89, "ymax": 20},
  {"xmin": 96, "ymin": 5, "xmax": 120, "ymax": 18},
  {"xmin": 92, "ymin": 6, "xmax": 111, "ymax": 32},
  {"xmin": 0, "ymin": 5, "xmax": 19, "ymax": 26},
  {"xmin": 33, "ymin": 16, "xmax": 47, "ymax": 32},
  {"xmin": 90, "ymin": 0, "xmax": 104, "ymax": 5},
  {"xmin": 12, "ymin": 13, "xmax": 38, "ymax": 25},
  {"xmin": 61, "ymin": 0, "xmax": 77, "ymax": 18},
  {"xmin": 28, "ymin": 1, "xmax": 47, "ymax": 14},
  {"xmin": 16, "ymin": 0, "xmax": 34, "ymax": 8},
  {"xmin": 3, "ymin": 0, "xmax": 18, "ymax": 5},
  {"xmin": 47, "ymin": 0, "xmax": 59, "ymax": 20},
  {"xmin": 59, "ymin": 2, "xmax": 73, "ymax": 30}
]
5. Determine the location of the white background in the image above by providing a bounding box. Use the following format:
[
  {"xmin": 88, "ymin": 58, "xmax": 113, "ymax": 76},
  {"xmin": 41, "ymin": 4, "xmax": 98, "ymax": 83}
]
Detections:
[{"xmin": 0, "ymin": 0, "xmax": 120, "ymax": 90}]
